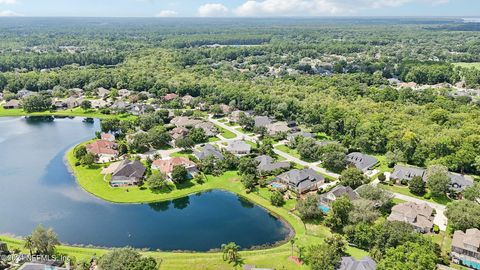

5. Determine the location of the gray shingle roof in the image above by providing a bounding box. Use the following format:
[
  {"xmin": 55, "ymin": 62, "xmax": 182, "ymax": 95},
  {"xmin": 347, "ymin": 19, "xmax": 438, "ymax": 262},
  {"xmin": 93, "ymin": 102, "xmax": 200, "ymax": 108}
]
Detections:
[
  {"xmin": 254, "ymin": 116, "xmax": 273, "ymax": 128},
  {"xmin": 112, "ymin": 160, "xmax": 146, "ymax": 180},
  {"xmin": 276, "ymin": 168, "xmax": 324, "ymax": 192},
  {"xmin": 338, "ymin": 257, "xmax": 377, "ymax": 270},
  {"xmin": 390, "ymin": 165, "xmax": 426, "ymax": 181},
  {"xmin": 195, "ymin": 144, "xmax": 224, "ymax": 160},
  {"xmin": 255, "ymin": 155, "xmax": 290, "ymax": 172},
  {"xmin": 346, "ymin": 152, "xmax": 378, "ymax": 172}
]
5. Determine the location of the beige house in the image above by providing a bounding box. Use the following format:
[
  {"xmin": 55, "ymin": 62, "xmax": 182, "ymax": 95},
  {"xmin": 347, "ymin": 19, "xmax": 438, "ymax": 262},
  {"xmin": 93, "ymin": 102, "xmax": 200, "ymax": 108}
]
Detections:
[
  {"xmin": 451, "ymin": 228, "xmax": 480, "ymax": 269},
  {"xmin": 387, "ymin": 202, "xmax": 434, "ymax": 233}
]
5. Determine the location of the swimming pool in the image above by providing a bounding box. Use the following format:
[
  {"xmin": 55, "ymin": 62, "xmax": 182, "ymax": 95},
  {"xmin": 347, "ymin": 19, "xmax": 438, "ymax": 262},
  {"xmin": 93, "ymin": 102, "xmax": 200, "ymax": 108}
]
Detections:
[
  {"xmin": 319, "ymin": 205, "xmax": 330, "ymax": 213},
  {"xmin": 271, "ymin": 183, "xmax": 283, "ymax": 188}
]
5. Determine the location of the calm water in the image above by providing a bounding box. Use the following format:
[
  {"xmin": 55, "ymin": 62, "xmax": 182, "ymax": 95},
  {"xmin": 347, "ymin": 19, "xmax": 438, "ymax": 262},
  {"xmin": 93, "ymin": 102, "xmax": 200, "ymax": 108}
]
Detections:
[{"xmin": 0, "ymin": 116, "xmax": 290, "ymax": 251}]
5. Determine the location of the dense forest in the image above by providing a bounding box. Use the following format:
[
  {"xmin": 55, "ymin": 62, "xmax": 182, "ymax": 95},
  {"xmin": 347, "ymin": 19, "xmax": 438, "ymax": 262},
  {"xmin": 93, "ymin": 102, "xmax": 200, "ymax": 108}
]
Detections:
[{"xmin": 1, "ymin": 17, "xmax": 480, "ymax": 174}]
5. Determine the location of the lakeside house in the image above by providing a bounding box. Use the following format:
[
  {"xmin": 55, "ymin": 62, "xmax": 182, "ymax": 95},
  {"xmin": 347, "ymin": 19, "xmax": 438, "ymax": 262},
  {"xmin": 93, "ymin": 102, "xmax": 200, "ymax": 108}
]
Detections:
[
  {"xmin": 318, "ymin": 185, "xmax": 359, "ymax": 205},
  {"xmin": 101, "ymin": 133, "xmax": 116, "ymax": 142},
  {"xmin": 255, "ymin": 155, "xmax": 290, "ymax": 174},
  {"xmin": 110, "ymin": 160, "xmax": 146, "ymax": 187},
  {"xmin": 274, "ymin": 168, "xmax": 325, "ymax": 194},
  {"xmin": 86, "ymin": 140, "xmax": 119, "ymax": 163},
  {"xmin": 152, "ymin": 157, "xmax": 198, "ymax": 180},
  {"xmin": 387, "ymin": 202, "xmax": 434, "ymax": 233},
  {"xmin": 390, "ymin": 165, "xmax": 473, "ymax": 192},
  {"xmin": 194, "ymin": 144, "xmax": 224, "ymax": 161},
  {"xmin": 226, "ymin": 140, "xmax": 252, "ymax": 156},
  {"xmin": 346, "ymin": 152, "xmax": 378, "ymax": 172},
  {"xmin": 2, "ymin": 99, "xmax": 21, "ymax": 109},
  {"xmin": 452, "ymin": 228, "xmax": 480, "ymax": 269},
  {"xmin": 338, "ymin": 256, "xmax": 377, "ymax": 270}
]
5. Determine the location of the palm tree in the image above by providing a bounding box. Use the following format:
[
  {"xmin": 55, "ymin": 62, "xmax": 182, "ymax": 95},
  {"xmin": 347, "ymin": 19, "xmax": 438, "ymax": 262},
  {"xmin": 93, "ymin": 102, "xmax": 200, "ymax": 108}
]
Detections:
[
  {"xmin": 221, "ymin": 242, "xmax": 241, "ymax": 265},
  {"xmin": 290, "ymin": 239, "xmax": 295, "ymax": 257},
  {"xmin": 24, "ymin": 235, "xmax": 34, "ymax": 256}
]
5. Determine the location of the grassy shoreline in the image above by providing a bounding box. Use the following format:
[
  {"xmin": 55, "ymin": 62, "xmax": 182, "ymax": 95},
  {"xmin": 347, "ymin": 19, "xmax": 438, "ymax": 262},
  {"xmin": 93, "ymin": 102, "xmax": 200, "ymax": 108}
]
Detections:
[
  {"xmin": 0, "ymin": 107, "xmax": 136, "ymax": 120},
  {"xmin": 59, "ymin": 142, "xmax": 368, "ymax": 268}
]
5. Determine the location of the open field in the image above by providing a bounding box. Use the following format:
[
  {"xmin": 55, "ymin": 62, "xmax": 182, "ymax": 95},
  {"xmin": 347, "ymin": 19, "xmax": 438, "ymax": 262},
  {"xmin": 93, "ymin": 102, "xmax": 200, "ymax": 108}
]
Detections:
[{"xmin": 454, "ymin": 62, "xmax": 480, "ymax": 70}]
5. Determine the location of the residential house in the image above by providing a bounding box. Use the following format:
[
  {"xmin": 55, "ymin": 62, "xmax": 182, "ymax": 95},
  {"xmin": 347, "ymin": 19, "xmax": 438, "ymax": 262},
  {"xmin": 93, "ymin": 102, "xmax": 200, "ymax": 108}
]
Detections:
[
  {"xmin": 17, "ymin": 89, "xmax": 34, "ymax": 99},
  {"xmin": 86, "ymin": 140, "xmax": 119, "ymax": 163},
  {"xmin": 182, "ymin": 94, "xmax": 194, "ymax": 105},
  {"xmin": 130, "ymin": 103, "xmax": 152, "ymax": 115},
  {"xmin": 254, "ymin": 116, "xmax": 273, "ymax": 128},
  {"xmin": 255, "ymin": 155, "xmax": 290, "ymax": 174},
  {"xmin": 219, "ymin": 104, "xmax": 231, "ymax": 115},
  {"xmin": 275, "ymin": 168, "xmax": 325, "ymax": 194},
  {"xmin": 97, "ymin": 87, "xmax": 110, "ymax": 99},
  {"xmin": 170, "ymin": 127, "xmax": 189, "ymax": 141},
  {"xmin": 266, "ymin": 122, "xmax": 291, "ymax": 136},
  {"xmin": 451, "ymin": 228, "xmax": 480, "ymax": 269},
  {"xmin": 346, "ymin": 152, "xmax": 378, "ymax": 172},
  {"xmin": 152, "ymin": 157, "xmax": 198, "ymax": 180},
  {"xmin": 118, "ymin": 89, "xmax": 131, "ymax": 98},
  {"xmin": 68, "ymin": 88, "xmax": 84, "ymax": 97},
  {"xmin": 387, "ymin": 202, "xmax": 434, "ymax": 233},
  {"xmin": 229, "ymin": 110, "xmax": 252, "ymax": 123},
  {"xmin": 65, "ymin": 96, "xmax": 83, "ymax": 109},
  {"xmin": 194, "ymin": 144, "xmax": 224, "ymax": 161},
  {"xmin": 101, "ymin": 133, "xmax": 115, "ymax": 142},
  {"xmin": 287, "ymin": 131, "xmax": 314, "ymax": 142},
  {"xmin": 163, "ymin": 93, "xmax": 179, "ymax": 101},
  {"xmin": 243, "ymin": 265, "xmax": 274, "ymax": 270},
  {"xmin": 126, "ymin": 130, "xmax": 148, "ymax": 144},
  {"xmin": 319, "ymin": 185, "xmax": 359, "ymax": 205},
  {"xmin": 52, "ymin": 99, "xmax": 67, "ymax": 109},
  {"xmin": 195, "ymin": 121, "xmax": 218, "ymax": 137},
  {"xmin": 390, "ymin": 165, "xmax": 426, "ymax": 182},
  {"xmin": 111, "ymin": 101, "xmax": 131, "ymax": 112},
  {"xmin": 3, "ymin": 99, "xmax": 20, "ymax": 109},
  {"xmin": 170, "ymin": 116, "xmax": 203, "ymax": 128},
  {"xmin": 449, "ymin": 172, "xmax": 474, "ymax": 193},
  {"xmin": 337, "ymin": 256, "xmax": 377, "ymax": 270},
  {"xmin": 90, "ymin": 99, "xmax": 110, "ymax": 109},
  {"xmin": 226, "ymin": 140, "xmax": 252, "ymax": 156},
  {"xmin": 110, "ymin": 160, "xmax": 146, "ymax": 187}
]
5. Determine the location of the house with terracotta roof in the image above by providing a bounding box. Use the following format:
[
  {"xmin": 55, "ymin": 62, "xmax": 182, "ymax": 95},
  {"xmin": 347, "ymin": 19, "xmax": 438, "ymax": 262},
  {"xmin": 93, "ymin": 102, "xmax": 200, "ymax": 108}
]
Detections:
[
  {"xmin": 387, "ymin": 202, "xmax": 434, "ymax": 233},
  {"xmin": 86, "ymin": 140, "xmax": 119, "ymax": 163},
  {"xmin": 163, "ymin": 93, "xmax": 179, "ymax": 101},
  {"xmin": 101, "ymin": 133, "xmax": 116, "ymax": 142},
  {"xmin": 152, "ymin": 157, "xmax": 198, "ymax": 180}
]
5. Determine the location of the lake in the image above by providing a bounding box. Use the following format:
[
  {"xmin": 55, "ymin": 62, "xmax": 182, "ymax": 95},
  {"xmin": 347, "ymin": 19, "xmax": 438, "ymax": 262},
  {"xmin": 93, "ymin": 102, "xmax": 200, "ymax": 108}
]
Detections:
[{"xmin": 0, "ymin": 116, "xmax": 291, "ymax": 251}]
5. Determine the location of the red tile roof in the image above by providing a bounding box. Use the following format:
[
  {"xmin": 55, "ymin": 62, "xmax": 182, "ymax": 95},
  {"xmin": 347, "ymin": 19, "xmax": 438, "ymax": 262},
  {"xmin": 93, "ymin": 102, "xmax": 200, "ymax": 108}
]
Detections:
[
  {"xmin": 86, "ymin": 140, "xmax": 119, "ymax": 156},
  {"xmin": 152, "ymin": 157, "xmax": 196, "ymax": 174}
]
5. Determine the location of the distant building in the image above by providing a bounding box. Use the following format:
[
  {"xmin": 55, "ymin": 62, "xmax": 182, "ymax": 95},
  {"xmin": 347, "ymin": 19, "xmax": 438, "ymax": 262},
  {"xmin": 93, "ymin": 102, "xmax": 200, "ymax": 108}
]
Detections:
[
  {"xmin": 111, "ymin": 160, "xmax": 146, "ymax": 187},
  {"xmin": 97, "ymin": 87, "xmax": 110, "ymax": 99},
  {"xmin": 254, "ymin": 116, "xmax": 273, "ymax": 128},
  {"xmin": 181, "ymin": 94, "xmax": 194, "ymax": 105},
  {"xmin": 452, "ymin": 228, "xmax": 480, "ymax": 269},
  {"xmin": 226, "ymin": 140, "xmax": 251, "ymax": 156},
  {"xmin": 118, "ymin": 89, "xmax": 131, "ymax": 98},
  {"xmin": 163, "ymin": 93, "xmax": 179, "ymax": 101},
  {"xmin": 3, "ymin": 99, "xmax": 20, "ymax": 109},
  {"xmin": 229, "ymin": 110, "xmax": 252, "ymax": 123},
  {"xmin": 152, "ymin": 157, "xmax": 198, "ymax": 180},
  {"xmin": 266, "ymin": 122, "xmax": 291, "ymax": 135},
  {"xmin": 18, "ymin": 263, "xmax": 67, "ymax": 270},
  {"xmin": 387, "ymin": 202, "xmax": 434, "ymax": 233},
  {"xmin": 255, "ymin": 155, "xmax": 290, "ymax": 174},
  {"xmin": 337, "ymin": 256, "xmax": 377, "ymax": 270},
  {"xmin": 275, "ymin": 168, "xmax": 325, "ymax": 194},
  {"xmin": 390, "ymin": 165, "xmax": 426, "ymax": 182},
  {"xmin": 194, "ymin": 144, "xmax": 224, "ymax": 161},
  {"xmin": 346, "ymin": 152, "xmax": 378, "ymax": 172},
  {"xmin": 287, "ymin": 131, "xmax": 314, "ymax": 142},
  {"xmin": 449, "ymin": 172, "xmax": 474, "ymax": 193}
]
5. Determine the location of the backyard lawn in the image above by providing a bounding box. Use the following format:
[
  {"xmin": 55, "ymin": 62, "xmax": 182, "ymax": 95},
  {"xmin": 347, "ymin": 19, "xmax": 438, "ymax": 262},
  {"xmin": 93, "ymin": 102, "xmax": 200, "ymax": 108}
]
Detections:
[
  {"xmin": 275, "ymin": 145, "xmax": 301, "ymax": 159},
  {"xmin": 380, "ymin": 183, "xmax": 452, "ymax": 205}
]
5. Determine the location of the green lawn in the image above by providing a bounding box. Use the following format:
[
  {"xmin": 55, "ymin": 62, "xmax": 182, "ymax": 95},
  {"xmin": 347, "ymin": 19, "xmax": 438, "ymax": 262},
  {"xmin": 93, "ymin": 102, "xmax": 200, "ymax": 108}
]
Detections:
[
  {"xmin": 454, "ymin": 62, "xmax": 480, "ymax": 70},
  {"xmin": 275, "ymin": 145, "xmax": 301, "ymax": 159},
  {"xmin": 235, "ymin": 127, "xmax": 254, "ymax": 135},
  {"xmin": 380, "ymin": 183, "xmax": 452, "ymax": 205},
  {"xmin": 59, "ymin": 142, "xmax": 368, "ymax": 269},
  {"xmin": 373, "ymin": 155, "xmax": 393, "ymax": 173},
  {"xmin": 215, "ymin": 125, "xmax": 237, "ymax": 139},
  {"xmin": 170, "ymin": 150, "xmax": 193, "ymax": 158},
  {"xmin": 0, "ymin": 107, "xmax": 136, "ymax": 120}
]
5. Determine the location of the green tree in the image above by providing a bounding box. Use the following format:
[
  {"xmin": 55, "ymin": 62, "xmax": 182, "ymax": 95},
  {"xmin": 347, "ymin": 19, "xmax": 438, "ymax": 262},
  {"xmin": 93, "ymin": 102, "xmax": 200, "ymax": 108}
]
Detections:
[
  {"xmin": 425, "ymin": 165, "xmax": 450, "ymax": 197},
  {"xmin": 80, "ymin": 100, "xmax": 92, "ymax": 110},
  {"xmin": 147, "ymin": 172, "xmax": 169, "ymax": 191},
  {"xmin": 175, "ymin": 137, "xmax": 195, "ymax": 151},
  {"xmin": 326, "ymin": 196, "xmax": 353, "ymax": 231},
  {"xmin": 100, "ymin": 118, "xmax": 121, "ymax": 133},
  {"xmin": 148, "ymin": 126, "xmax": 171, "ymax": 149},
  {"xmin": 377, "ymin": 241, "xmax": 439, "ymax": 270},
  {"xmin": 463, "ymin": 182, "xmax": 480, "ymax": 202},
  {"xmin": 241, "ymin": 174, "xmax": 257, "ymax": 191},
  {"xmin": 24, "ymin": 235, "xmax": 34, "ymax": 256},
  {"xmin": 349, "ymin": 199, "xmax": 380, "ymax": 224},
  {"xmin": 98, "ymin": 248, "xmax": 157, "ymax": 270},
  {"xmin": 221, "ymin": 242, "xmax": 241, "ymax": 265},
  {"xmin": 73, "ymin": 145, "xmax": 87, "ymax": 160},
  {"xmin": 445, "ymin": 200, "xmax": 480, "ymax": 231},
  {"xmin": 296, "ymin": 194, "xmax": 323, "ymax": 220},
  {"xmin": 270, "ymin": 191, "xmax": 285, "ymax": 206},
  {"xmin": 82, "ymin": 153, "xmax": 96, "ymax": 167},
  {"xmin": 30, "ymin": 224, "xmax": 60, "ymax": 255},
  {"xmin": 171, "ymin": 165, "xmax": 188, "ymax": 184},
  {"xmin": 23, "ymin": 94, "xmax": 51, "ymax": 113},
  {"xmin": 188, "ymin": 128, "xmax": 207, "ymax": 144},
  {"xmin": 408, "ymin": 176, "xmax": 426, "ymax": 196},
  {"xmin": 322, "ymin": 151, "xmax": 347, "ymax": 173},
  {"xmin": 339, "ymin": 167, "xmax": 369, "ymax": 189},
  {"xmin": 238, "ymin": 157, "xmax": 258, "ymax": 176},
  {"xmin": 305, "ymin": 235, "xmax": 346, "ymax": 270}
]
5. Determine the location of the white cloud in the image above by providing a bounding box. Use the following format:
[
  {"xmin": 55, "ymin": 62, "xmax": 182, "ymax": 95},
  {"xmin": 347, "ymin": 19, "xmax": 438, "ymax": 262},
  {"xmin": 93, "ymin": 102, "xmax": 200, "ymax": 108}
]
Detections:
[
  {"xmin": 234, "ymin": 0, "xmax": 450, "ymax": 16},
  {"xmin": 0, "ymin": 0, "xmax": 17, "ymax": 4},
  {"xmin": 0, "ymin": 10, "xmax": 22, "ymax": 17},
  {"xmin": 155, "ymin": 10, "xmax": 178, "ymax": 17},
  {"xmin": 197, "ymin": 3, "xmax": 229, "ymax": 17}
]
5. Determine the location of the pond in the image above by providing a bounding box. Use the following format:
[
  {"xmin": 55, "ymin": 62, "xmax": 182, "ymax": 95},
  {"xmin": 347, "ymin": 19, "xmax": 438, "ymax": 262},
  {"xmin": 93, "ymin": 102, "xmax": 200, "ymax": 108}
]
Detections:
[{"xmin": 0, "ymin": 116, "xmax": 291, "ymax": 251}]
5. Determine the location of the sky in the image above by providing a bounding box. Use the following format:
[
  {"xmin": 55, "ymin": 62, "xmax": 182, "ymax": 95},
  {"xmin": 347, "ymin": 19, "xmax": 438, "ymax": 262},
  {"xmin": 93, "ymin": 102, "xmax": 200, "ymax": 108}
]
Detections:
[{"xmin": 0, "ymin": 0, "xmax": 478, "ymax": 18}]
